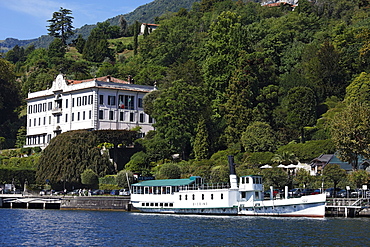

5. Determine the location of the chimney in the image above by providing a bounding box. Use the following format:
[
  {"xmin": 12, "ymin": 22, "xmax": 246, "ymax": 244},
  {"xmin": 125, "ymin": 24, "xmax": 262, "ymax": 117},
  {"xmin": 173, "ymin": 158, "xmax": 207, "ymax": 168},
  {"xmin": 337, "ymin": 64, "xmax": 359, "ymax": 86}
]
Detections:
[
  {"xmin": 128, "ymin": 75, "xmax": 132, "ymax": 84},
  {"xmin": 107, "ymin": 76, "xmax": 111, "ymax": 82}
]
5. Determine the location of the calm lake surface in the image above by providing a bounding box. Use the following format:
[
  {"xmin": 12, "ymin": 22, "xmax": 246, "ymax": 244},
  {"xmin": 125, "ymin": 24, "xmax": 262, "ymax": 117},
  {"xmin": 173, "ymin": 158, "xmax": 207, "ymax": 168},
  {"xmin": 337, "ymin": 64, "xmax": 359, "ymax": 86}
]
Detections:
[{"xmin": 0, "ymin": 208, "xmax": 369, "ymax": 246}]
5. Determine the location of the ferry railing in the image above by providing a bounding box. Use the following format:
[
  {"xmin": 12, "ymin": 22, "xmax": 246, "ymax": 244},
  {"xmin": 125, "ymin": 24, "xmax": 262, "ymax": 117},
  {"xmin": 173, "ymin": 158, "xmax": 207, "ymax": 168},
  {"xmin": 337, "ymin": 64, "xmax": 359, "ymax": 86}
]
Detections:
[{"xmin": 178, "ymin": 183, "xmax": 231, "ymax": 191}]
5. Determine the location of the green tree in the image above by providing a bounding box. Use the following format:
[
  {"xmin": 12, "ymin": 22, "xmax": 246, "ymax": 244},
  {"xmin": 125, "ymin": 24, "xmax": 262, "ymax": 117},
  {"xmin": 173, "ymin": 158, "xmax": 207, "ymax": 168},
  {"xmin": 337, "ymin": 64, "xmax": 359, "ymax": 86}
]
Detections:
[
  {"xmin": 47, "ymin": 38, "xmax": 66, "ymax": 59},
  {"xmin": 294, "ymin": 169, "xmax": 313, "ymax": 188},
  {"xmin": 157, "ymin": 163, "xmax": 181, "ymax": 179},
  {"xmin": 323, "ymin": 164, "xmax": 347, "ymax": 192},
  {"xmin": 241, "ymin": 121, "xmax": 277, "ymax": 153},
  {"xmin": 344, "ymin": 72, "xmax": 370, "ymax": 105},
  {"xmin": 330, "ymin": 103, "xmax": 370, "ymax": 170},
  {"xmin": 284, "ymin": 87, "xmax": 317, "ymax": 142},
  {"xmin": 47, "ymin": 7, "xmax": 74, "ymax": 45},
  {"xmin": 116, "ymin": 170, "xmax": 134, "ymax": 189},
  {"xmin": 81, "ymin": 169, "xmax": 99, "ymax": 189},
  {"xmin": 193, "ymin": 115, "xmax": 210, "ymax": 160},
  {"xmin": 75, "ymin": 34, "xmax": 86, "ymax": 54},
  {"xmin": 349, "ymin": 170, "xmax": 369, "ymax": 188},
  {"xmin": 261, "ymin": 167, "xmax": 289, "ymax": 188},
  {"xmin": 151, "ymin": 80, "xmax": 208, "ymax": 158},
  {"xmin": 119, "ymin": 16, "xmax": 128, "ymax": 37},
  {"xmin": 133, "ymin": 21, "xmax": 139, "ymax": 55}
]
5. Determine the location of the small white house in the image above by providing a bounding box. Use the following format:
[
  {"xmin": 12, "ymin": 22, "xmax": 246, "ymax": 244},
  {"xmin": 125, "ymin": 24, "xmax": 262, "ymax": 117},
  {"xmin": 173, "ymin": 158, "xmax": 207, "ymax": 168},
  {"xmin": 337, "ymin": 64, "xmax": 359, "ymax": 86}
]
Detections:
[
  {"xmin": 140, "ymin": 23, "xmax": 159, "ymax": 35},
  {"xmin": 25, "ymin": 74, "xmax": 156, "ymax": 148}
]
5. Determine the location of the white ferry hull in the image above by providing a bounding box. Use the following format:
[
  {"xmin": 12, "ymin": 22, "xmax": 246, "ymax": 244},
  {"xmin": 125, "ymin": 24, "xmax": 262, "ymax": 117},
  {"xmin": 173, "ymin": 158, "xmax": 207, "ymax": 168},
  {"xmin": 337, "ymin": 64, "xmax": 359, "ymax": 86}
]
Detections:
[{"xmin": 131, "ymin": 194, "xmax": 326, "ymax": 218}]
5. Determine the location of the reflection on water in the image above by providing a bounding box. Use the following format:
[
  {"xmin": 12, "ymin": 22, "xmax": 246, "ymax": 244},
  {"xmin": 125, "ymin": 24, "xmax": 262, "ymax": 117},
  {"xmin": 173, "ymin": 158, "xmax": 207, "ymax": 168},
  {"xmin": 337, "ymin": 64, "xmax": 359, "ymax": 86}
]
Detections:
[{"xmin": 0, "ymin": 209, "xmax": 369, "ymax": 246}]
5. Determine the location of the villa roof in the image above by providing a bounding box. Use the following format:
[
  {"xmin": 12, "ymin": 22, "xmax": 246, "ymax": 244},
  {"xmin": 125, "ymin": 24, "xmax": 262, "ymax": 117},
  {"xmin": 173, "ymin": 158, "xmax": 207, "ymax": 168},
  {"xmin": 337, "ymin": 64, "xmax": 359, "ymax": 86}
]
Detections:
[{"xmin": 67, "ymin": 76, "xmax": 129, "ymax": 85}]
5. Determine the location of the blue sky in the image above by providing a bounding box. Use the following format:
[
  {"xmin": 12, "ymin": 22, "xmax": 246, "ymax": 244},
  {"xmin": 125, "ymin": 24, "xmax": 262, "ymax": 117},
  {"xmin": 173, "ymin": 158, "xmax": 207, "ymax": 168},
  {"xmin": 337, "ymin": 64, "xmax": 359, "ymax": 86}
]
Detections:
[{"xmin": 0, "ymin": 0, "xmax": 153, "ymax": 40}]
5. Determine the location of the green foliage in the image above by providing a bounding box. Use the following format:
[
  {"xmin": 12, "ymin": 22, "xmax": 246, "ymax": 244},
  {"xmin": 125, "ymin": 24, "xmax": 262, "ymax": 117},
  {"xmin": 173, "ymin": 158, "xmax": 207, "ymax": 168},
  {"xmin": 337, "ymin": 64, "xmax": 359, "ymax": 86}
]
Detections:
[
  {"xmin": 277, "ymin": 140, "xmax": 336, "ymax": 163},
  {"xmin": 345, "ymin": 72, "xmax": 370, "ymax": 105},
  {"xmin": 293, "ymin": 169, "xmax": 314, "ymax": 188},
  {"xmin": 81, "ymin": 169, "xmax": 99, "ymax": 188},
  {"xmin": 241, "ymin": 122, "xmax": 277, "ymax": 153},
  {"xmin": 193, "ymin": 116, "xmax": 211, "ymax": 160},
  {"xmin": 47, "ymin": 7, "xmax": 74, "ymax": 45},
  {"xmin": 125, "ymin": 151, "xmax": 150, "ymax": 173},
  {"xmin": 243, "ymin": 152, "xmax": 275, "ymax": 166},
  {"xmin": 99, "ymin": 175, "xmax": 116, "ymax": 185},
  {"xmin": 348, "ymin": 170, "xmax": 369, "ymax": 188},
  {"xmin": 323, "ymin": 163, "xmax": 347, "ymax": 189},
  {"xmin": 37, "ymin": 130, "xmax": 136, "ymax": 184},
  {"xmin": 261, "ymin": 167, "xmax": 289, "ymax": 188},
  {"xmin": 116, "ymin": 170, "xmax": 134, "ymax": 188},
  {"xmin": 330, "ymin": 103, "xmax": 370, "ymax": 170},
  {"xmin": 156, "ymin": 163, "xmax": 181, "ymax": 179}
]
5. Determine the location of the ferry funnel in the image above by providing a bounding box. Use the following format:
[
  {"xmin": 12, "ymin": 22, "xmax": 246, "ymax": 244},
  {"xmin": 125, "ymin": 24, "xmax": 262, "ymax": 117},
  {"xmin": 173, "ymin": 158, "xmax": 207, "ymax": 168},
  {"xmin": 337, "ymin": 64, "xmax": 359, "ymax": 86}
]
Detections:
[{"xmin": 228, "ymin": 155, "xmax": 238, "ymax": 189}]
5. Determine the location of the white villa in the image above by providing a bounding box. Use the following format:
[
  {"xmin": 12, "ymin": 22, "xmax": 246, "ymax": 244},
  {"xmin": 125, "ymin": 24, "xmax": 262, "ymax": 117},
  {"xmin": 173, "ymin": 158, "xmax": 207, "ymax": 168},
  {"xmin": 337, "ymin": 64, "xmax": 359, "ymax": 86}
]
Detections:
[{"xmin": 25, "ymin": 74, "xmax": 156, "ymax": 148}]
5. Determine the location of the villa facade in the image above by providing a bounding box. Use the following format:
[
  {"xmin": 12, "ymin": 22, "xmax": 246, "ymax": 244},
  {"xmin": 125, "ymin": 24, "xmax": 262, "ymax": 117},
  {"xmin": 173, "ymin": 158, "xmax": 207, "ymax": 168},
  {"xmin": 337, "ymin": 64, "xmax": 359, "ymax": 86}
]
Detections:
[{"xmin": 25, "ymin": 74, "xmax": 156, "ymax": 148}]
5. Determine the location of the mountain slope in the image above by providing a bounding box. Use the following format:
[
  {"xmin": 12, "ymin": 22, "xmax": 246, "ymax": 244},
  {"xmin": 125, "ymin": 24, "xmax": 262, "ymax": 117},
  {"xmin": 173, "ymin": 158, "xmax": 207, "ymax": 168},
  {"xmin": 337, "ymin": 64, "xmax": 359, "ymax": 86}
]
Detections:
[{"xmin": 2, "ymin": 0, "xmax": 201, "ymax": 51}]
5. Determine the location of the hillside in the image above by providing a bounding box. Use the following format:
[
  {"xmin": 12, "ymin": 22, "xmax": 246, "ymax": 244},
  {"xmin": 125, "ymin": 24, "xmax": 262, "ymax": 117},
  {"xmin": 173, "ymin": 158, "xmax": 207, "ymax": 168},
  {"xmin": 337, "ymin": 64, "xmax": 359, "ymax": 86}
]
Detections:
[{"xmin": 1, "ymin": 0, "xmax": 201, "ymax": 50}]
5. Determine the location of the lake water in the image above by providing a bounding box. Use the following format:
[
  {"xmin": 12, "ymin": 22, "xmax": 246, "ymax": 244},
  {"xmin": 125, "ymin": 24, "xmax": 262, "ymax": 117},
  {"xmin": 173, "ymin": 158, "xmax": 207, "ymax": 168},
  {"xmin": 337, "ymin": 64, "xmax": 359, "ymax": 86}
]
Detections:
[{"xmin": 0, "ymin": 208, "xmax": 369, "ymax": 246}]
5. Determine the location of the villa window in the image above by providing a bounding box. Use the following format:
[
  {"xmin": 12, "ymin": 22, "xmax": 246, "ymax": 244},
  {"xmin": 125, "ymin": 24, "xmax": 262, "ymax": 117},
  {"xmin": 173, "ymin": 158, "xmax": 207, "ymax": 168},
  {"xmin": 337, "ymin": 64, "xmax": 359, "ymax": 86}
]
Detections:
[
  {"xmin": 139, "ymin": 113, "xmax": 144, "ymax": 123},
  {"xmin": 99, "ymin": 95, "xmax": 104, "ymax": 105},
  {"xmin": 99, "ymin": 110, "xmax": 104, "ymax": 119},
  {"xmin": 109, "ymin": 110, "xmax": 114, "ymax": 120},
  {"xmin": 108, "ymin": 96, "xmax": 116, "ymax": 106}
]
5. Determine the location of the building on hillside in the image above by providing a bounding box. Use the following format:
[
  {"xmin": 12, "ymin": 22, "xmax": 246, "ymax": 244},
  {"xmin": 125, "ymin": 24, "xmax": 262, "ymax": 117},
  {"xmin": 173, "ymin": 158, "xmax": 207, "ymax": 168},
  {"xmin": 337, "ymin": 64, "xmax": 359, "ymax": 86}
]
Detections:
[
  {"xmin": 140, "ymin": 23, "xmax": 159, "ymax": 35},
  {"xmin": 25, "ymin": 74, "xmax": 156, "ymax": 148},
  {"xmin": 310, "ymin": 153, "xmax": 370, "ymax": 175}
]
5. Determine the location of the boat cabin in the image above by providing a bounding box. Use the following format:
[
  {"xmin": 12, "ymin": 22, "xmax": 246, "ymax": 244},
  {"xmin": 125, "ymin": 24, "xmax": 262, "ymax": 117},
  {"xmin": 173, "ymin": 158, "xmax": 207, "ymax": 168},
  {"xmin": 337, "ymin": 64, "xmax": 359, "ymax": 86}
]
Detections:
[{"xmin": 238, "ymin": 175, "xmax": 263, "ymax": 201}]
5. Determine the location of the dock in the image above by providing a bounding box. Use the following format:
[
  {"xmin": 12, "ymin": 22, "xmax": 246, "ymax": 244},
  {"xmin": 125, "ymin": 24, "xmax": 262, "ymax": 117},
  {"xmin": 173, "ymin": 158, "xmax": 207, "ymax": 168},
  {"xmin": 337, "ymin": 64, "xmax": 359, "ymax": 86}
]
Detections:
[{"xmin": 325, "ymin": 198, "xmax": 370, "ymax": 217}]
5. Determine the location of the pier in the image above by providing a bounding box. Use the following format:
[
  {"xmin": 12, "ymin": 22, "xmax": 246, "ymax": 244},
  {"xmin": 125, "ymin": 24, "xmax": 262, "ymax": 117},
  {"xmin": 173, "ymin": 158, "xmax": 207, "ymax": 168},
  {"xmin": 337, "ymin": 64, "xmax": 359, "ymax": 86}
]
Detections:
[
  {"xmin": 325, "ymin": 198, "xmax": 370, "ymax": 217},
  {"xmin": 0, "ymin": 194, "xmax": 131, "ymax": 211}
]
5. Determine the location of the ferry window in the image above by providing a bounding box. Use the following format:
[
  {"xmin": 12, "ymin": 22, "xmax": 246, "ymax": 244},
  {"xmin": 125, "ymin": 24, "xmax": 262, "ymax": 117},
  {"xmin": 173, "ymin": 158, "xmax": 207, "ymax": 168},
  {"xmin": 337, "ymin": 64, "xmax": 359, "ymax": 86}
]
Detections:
[
  {"xmin": 202, "ymin": 194, "xmax": 204, "ymax": 200},
  {"xmin": 192, "ymin": 194, "xmax": 195, "ymax": 200},
  {"xmin": 241, "ymin": 192, "xmax": 246, "ymax": 198},
  {"xmin": 155, "ymin": 203, "xmax": 158, "ymax": 206},
  {"xmin": 246, "ymin": 177, "xmax": 249, "ymax": 184},
  {"xmin": 146, "ymin": 203, "xmax": 149, "ymax": 206},
  {"xmin": 166, "ymin": 187, "xmax": 171, "ymax": 194},
  {"xmin": 169, "ymin": 203, "xmax": 173, "ymax": 207},
  {"xmin": 179, "ymin": 195, "xmax": 182, "ymax": 200},
  {"xmin": 164, "ymin": 203, "xmax": 168, "ymax": 207},
  {"xmin": 160, "ymin": 203, "xmax": 163, "ymax": 207},
  {"xmin": 144, "ymin": 187, "xmax": 149, "ymax": 194},
  {"xmin": 211, "ymin": 194, "xmax": 213, "ymax": 200},
  {"xmin": 185, "ymin": 195, "xmax": 188, "ymax": 200},
  {"xmin": 150, "ymin": 203, "xmax": 154, "ymax": 206},
  {"xmin": 255, "ymin": 192, "xmax": 259, "ymax": 199},
  {"xmin": 142, "ymin": 203, "xmax": 145, "ymax": 206},
  {"xmin": 221, "ymin": 194, "xmax": 224, "ymax": 200}
]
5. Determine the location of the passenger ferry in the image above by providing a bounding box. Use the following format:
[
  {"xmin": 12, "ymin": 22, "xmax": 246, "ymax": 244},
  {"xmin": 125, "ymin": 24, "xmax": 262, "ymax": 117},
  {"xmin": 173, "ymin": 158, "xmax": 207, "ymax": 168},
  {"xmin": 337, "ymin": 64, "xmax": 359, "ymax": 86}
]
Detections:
[{"xmin": 130, "ymin": 156, "xmax": 326, "ymax": 217}]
